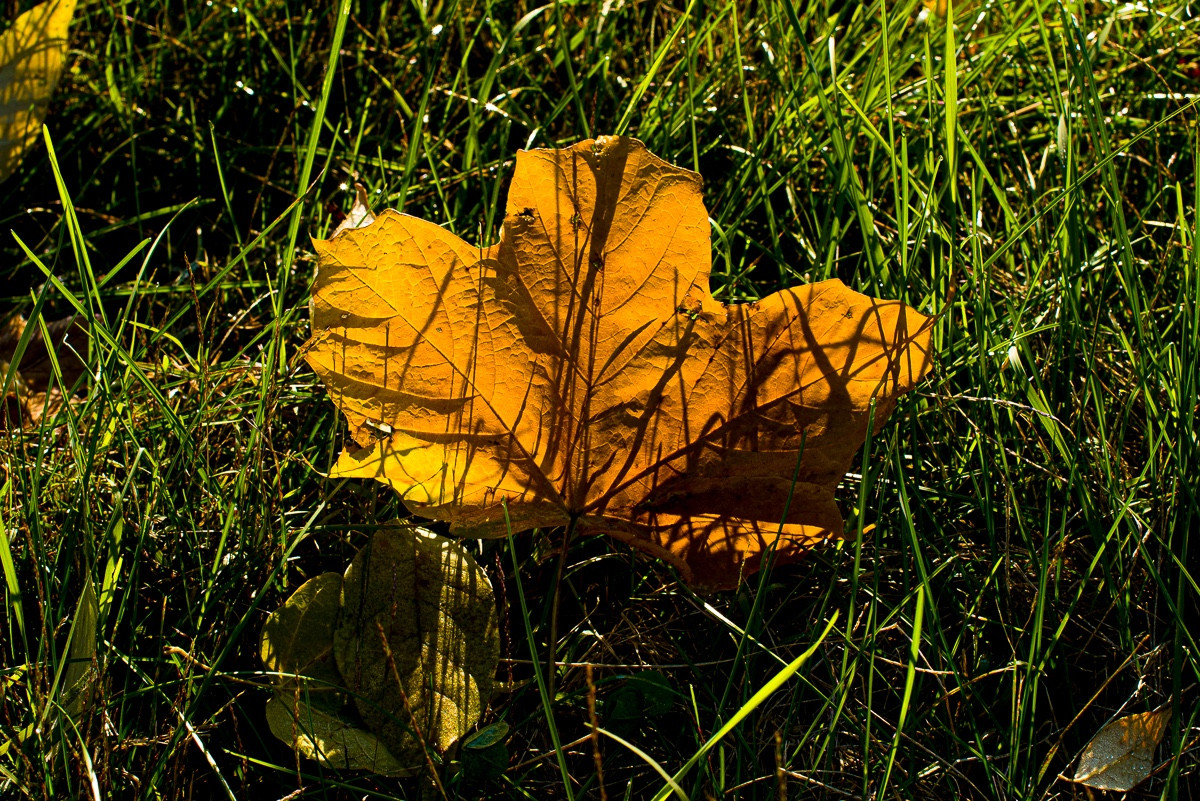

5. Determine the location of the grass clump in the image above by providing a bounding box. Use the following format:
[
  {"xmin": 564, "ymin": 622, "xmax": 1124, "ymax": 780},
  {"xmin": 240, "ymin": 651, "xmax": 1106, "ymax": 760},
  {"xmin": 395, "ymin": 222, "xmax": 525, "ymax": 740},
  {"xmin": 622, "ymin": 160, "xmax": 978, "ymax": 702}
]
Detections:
[{"xmin": 2, "ymin": 0, "xmax": 1197, "ymax": 798}]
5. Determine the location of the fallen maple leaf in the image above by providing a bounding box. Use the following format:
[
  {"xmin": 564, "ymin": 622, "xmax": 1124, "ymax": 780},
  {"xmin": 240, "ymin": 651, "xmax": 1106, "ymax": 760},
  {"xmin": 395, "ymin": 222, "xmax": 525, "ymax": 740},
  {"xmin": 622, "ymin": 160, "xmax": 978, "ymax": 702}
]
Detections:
[
  {"xmin": 0, "ymin": 0, "xmax": 77, "ymax": 183},
  {"xmin": 306, "ymin": 136, "xmax": 932, "ymax": 588}
]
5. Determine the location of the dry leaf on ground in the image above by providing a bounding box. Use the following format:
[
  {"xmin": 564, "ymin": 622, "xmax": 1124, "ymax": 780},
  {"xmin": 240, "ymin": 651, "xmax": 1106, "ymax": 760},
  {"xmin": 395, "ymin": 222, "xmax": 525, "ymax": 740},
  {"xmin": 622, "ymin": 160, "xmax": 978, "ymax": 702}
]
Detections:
[
  {"xmin": 306, "ymin": 136, "xmax": 933, "ymax": 589},
  {"xmin": 264, "ymin": 695, "xmax": 415, "ymax": 776},
  {"xmin": 0, "ymin": 0, "xmax": 77, "ymax": 183},
  {"xmin": 331, "ymin": 183, "xmax": 377, "ymax": 238},
  {"xmin": 335, "ymin": 525, "xmax": 499, "ymax": 760},
  {"xmin": 259, "ymin": 524, "xmax": 499, "ymax": 775},
  {"xmin": 1073, "ymin": 706, "xmax": 1172, "ymax": 791},
  {"xmin": 1, "ymin": 312, "xmax": 88, "ymax": 428}
]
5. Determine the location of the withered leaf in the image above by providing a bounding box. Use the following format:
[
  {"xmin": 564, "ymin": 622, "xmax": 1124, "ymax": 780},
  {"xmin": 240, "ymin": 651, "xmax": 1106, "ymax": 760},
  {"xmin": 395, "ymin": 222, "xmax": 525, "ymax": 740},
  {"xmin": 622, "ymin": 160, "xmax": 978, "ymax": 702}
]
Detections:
[
  {"xmin": 307, "ymin": 136, "xmax": 933, "ymax": 588},
  {"xmin": 265, "ymin": 696, "xmax": 413, "ymax": 776},
  {"xmin": 1073, "ymin": 706, "xmax": 1172, "ymax": 791},
  {"xmin": 259, "ymin": 524, "xmax": 499, "ymax": 775},
  {"xmin": 335, "ymin": 524, "xmax": 498, "ymax": 759},
  {"xmin": 1, "ymin": 312, "xmax": 88, "ymax": 428},
  {"xmin": 0, "ymin": 0, "xmax": 77, "ymax": 183},
  {"xmin": 331, "ymin": 183, "xmax": 377, "ymax": 238}
]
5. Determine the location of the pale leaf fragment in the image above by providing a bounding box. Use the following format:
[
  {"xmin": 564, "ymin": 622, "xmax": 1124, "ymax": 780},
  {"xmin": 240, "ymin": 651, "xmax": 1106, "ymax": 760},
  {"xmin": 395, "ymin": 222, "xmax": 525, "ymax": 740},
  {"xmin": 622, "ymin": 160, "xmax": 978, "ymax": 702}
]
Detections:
[
  {"xmin": 1073, "ymin": 706, "xmax": 1171, "ymax": 791},
  {"xmin": 331, "ymin": 183, "xmax": 377, "ymax": 238}
]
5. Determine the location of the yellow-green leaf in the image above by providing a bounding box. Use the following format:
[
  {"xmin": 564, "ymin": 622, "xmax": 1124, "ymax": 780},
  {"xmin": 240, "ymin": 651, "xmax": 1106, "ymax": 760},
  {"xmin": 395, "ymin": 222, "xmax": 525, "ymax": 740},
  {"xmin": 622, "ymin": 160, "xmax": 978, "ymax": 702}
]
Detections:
[
  {"xmin": 0, "ymin": 0, "xmax": 77, "ymax": 183},
  {"xmin": 259, "ymin": 572, "xmax": 344, "ymax": 706},
  {"xmin": 265, "ymin": 695, "xmax": 418, "ymax": 777},
  {"xmin": 335, "ymin": 524, "xmax": 499, "ymax": 757},
  {"xmin": 259, "ymin": 524, "xmax": 499, "ymax": 775}
]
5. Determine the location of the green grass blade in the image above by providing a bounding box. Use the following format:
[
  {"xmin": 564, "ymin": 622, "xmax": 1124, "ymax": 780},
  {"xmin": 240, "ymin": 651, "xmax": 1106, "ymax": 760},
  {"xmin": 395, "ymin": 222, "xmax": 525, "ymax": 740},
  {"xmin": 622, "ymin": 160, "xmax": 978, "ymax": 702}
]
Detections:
[
  {"xmin": 651, "ymin": 612, "xmax": 839, "ymax": 801},
  {"xmin": 505, "ymin": 504, "xmax": 576, "ymax": 801}
]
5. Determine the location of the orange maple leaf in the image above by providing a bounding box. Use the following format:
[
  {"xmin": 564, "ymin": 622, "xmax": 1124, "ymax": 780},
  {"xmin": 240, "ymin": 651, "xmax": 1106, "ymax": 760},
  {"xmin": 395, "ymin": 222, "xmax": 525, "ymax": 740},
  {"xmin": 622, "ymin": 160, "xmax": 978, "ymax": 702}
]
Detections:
[{"xmin": 306, "ymin": 136, "xmax": 932, "ymax": 588}]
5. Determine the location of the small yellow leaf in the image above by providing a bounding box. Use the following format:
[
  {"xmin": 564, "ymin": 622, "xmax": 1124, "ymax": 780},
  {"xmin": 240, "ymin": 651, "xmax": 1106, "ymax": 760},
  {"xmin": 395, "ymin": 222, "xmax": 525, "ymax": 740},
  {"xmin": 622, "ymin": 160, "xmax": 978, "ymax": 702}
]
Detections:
[
  {"xmin": 0, "ymin": 0, "xmax": 77, "ymax": 183},
  {"xmin": 1074, "ymin": 706, "xmax": 1171, "ymax": 791}
]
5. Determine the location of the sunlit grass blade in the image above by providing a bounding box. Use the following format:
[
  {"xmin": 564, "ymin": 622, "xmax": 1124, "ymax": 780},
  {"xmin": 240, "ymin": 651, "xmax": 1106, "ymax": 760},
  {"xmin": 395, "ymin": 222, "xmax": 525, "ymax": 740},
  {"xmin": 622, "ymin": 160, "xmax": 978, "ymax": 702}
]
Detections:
[{"xmin": 651, "ymin": 612, "xmax": 839, "ymax": 801}]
